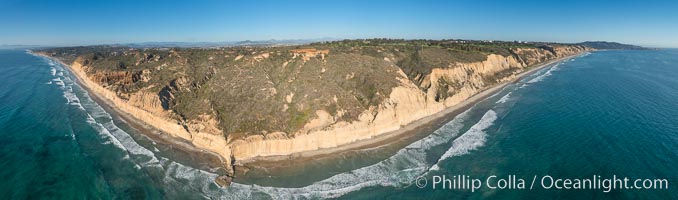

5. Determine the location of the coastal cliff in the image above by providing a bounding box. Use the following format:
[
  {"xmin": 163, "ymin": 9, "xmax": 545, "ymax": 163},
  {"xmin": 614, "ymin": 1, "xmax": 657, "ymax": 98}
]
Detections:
[
  {"xmin": 37, "ymin": 40, "xmax": 591, "ymax": 180},
  {"xmin": 228, "ymin": 45, "xmax": 588, "ymax": 160}
]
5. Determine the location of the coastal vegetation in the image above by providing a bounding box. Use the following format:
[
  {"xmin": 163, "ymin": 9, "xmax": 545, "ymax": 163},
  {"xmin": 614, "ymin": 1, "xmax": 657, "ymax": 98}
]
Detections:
[
  {"xmin": 37, "ymin": 39, "xmax": 588, "ymax": 140},
  {"xmin": 578, "ymin": 41, "xmax": 650, "ymax": 50}
]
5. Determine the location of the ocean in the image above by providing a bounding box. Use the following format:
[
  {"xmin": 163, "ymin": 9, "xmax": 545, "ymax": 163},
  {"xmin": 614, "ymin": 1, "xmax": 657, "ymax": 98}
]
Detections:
[{"xmin": 0, "ymin": 49, "xmax": 675, "ymax": 199}]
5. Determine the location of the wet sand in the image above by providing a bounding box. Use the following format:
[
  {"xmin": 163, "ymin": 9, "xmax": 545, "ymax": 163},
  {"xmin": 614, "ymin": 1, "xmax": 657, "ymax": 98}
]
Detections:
[
  {"xmin": 34, "ymin": 50, "xmax": 586, "ymax": 182},
  {"xmin": 237, "ymin": 52, "xmax": 587, "ymax": 178},
  {"xmin": 33, "ymin": 52, "xmax": 229, "ymax": 175}
]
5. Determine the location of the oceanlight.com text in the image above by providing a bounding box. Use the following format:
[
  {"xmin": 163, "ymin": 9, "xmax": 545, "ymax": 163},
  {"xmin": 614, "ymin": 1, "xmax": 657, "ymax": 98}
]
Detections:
[{"xmin": 414, "ymin": 175, "xmax": 668, "ymax": 193}]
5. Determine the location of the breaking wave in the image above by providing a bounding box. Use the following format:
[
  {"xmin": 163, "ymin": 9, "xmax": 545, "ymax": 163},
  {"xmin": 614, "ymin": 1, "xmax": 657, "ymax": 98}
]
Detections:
[
  {"xmin": 42, "ymin": 55, "xmax": 499, "ymax": 199},
  {"xmin": 496, "ymin": 92, "xmax": 512, "ymax": 104},
  {"xmin": 43, "ymin": 56, "xmax": 229, "ymax": 199},
  {"xmin": 429, "ymin": 110, "xmax": 498, "ymax": 171},
  {"xmin": 37, "ymin": 53, "xmax": 513, "ymax": 199},
  {"xmin": 220, "ymin": 109, "xmax": 472, "ymax": 199},
  {"xmin": 527, "ymin": 63, "xmax": 559, "ymax": 84}
]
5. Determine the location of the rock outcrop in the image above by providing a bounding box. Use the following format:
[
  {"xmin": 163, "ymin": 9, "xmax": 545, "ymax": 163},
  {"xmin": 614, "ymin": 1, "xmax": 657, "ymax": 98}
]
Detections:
[
  {"xmin": 226, "ymin": 45, "xmax": 589, "ymax": 160},
  {"xmin": 69, "ymin": 57, "xmax": 234, "ymax": 174},
  {"xmin": 38, "ymin": 40, "xmax": 591, "ymax": 180}
]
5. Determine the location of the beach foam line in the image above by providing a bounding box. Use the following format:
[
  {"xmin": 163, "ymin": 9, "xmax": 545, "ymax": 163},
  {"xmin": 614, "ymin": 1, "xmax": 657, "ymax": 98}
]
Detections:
[
  {"xmin": 430, "ymin": 109, "xmax": 497, "ymax": 171},
  {"xmin": 35, "ymin": 53, "xmax": 523, "ymax": 200},
  {"xmin": 496, "ymin": 92, "xmax": 512, "ymax": 104},
  {"xmin": 216, "ymin": 109, "xmax": 474, "ymax": 199},
  {"xmin": 32, "ymin": 51, "xmax": 584, "ymax": 199},
  {"xmin": 48, "ymin": 56, "xmax": 158, "ymax": 167},
  {"xmin": 527, "ymin": 63, "xmax": 559, "ymax": 84},
  {"xmin": 73, "ymin": 81, "xmax": 162, "ymax": 167},
  {"xmin": 41, "ymin": 52, "xmax": 501, "ymax": 199},
  {"xmin": 52, "ymin": 66, "xmax": 83, "ymax": 110},
  {"xmin": 53, "ymin": 78, "xmax": 65, "ymax": 87},
  {"xmin": 77, "ymin": 86, "xmax": 226, "ymax": 196},
  {"xmin": 37, "ymin": 52, "xmax": 240, "ymax": 198}
]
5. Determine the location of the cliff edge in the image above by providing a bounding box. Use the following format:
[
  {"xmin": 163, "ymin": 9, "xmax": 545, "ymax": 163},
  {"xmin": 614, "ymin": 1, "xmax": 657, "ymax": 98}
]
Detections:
[{"xmin": 36, "ymin": 39, "xmax": 591, "ymax": 181}]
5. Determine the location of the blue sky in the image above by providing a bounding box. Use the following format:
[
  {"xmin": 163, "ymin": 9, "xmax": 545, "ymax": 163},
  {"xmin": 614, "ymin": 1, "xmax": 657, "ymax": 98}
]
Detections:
[{"xmin": 1, "ymin": 0, "xmax": 677, "ymax": 47}]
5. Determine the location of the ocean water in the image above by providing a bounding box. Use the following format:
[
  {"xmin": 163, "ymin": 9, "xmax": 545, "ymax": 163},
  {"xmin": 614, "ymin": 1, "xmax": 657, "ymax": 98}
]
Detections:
[
  {"xmin": 0, "ymin": 50, "xmax": 230, "ymax": 199},
  {"xmin": 0, "ymin": 49, "xmax": 676, "ymax": 199}
]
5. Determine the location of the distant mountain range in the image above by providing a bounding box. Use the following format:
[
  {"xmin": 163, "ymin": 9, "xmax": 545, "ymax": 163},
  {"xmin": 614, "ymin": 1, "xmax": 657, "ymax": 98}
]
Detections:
[
  {"xmin": 577, "ymin": 41, "xmax": 649, "ymax": 50},
  {"xmin": 0, "ymin": 44, "xmax": 46, "ymax": 49},
  {"xmin": 4, "ymin": 39, "xmax": 652, "ymax": 50},
  {"xmin": 104, "ymin": 38, "xmax": 341, "ymax": 48},
  {"xmin": 36, "ymin": 39, "xmax": 591, "ymax": 180},
  {"xmin": 1, "ymin": 38, "xmax": 340, "ymax": 49}
]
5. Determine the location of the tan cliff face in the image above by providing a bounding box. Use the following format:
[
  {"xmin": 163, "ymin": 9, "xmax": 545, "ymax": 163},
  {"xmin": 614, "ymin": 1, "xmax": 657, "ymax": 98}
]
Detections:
[
  {"xmin": 43, "ymin": 41, "xmax": 590, "ymax": 176},
  {"xmin": 70, "ymin": 57, "xmax": 234, "ymax": 174},
  {"xmin": 226, "ymin": 46, "xmax": 588, "ymax": 161},
  {"xmin": 512, "ymin": 45, "xmax": 590, "ymax": 66}
]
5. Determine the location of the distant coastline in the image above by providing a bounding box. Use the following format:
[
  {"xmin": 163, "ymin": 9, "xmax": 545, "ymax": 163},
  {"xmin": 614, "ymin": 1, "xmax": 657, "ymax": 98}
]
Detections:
[
  {"xmin": 238, "ymin": 51, "xmax": 586, "ymax": 165},
  {"xmin": 31, "ymin": 44, "xmax": 590, "ymax": 186}
]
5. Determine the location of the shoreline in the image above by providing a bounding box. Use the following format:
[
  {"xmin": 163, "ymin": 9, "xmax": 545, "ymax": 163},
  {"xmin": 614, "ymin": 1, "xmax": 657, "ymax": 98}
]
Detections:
[
  {"xmin": 237, "ymin": 52, "xmax": 586, "ymax": 166},
  {"xmin": 31, "ymin": 51, "xmax": 230, "ymax": 174},
  {"xmin": 32, "ymin": 50, "xmax": 586, "ymax": 180},
  {"xmin": 86, "ymin": 80, "xmax": 229, "ymax": 173}
]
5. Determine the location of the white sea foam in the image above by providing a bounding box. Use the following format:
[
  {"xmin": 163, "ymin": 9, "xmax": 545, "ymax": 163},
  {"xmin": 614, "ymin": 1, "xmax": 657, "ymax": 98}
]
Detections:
[
  {"xmin": 104, "ymin": 121, "xmax": 161, "ymax": 166},
  {"xmin": 62, "ymin": 91, "xmax": 80, "ymax": 104},
  {"xmin": 37, "ymin": 53, "xmax": 234, "ymax": 198},
  {"xmin": 53, "ymin": 78, "xmax": 65, "ymax": 87},
  {"xmin": 90, "ymin": 119, "xmax": 128, "ymax": 153},
  {"xmin": 430, "ymin": 110, "xmax": 497, "ymax": 171},
  {"xmin": 74, "ymin": 85, "xmax": 468, "ymax": 199},
  {"xmin": 39, "ymin": 54, "xmax": 434, "ymax": 199},
  {"xmin": 496, "ymin": 92, "xmax": 512, "ymax": 104},
  {"xmin": 47, "ymin": 57, "xmax": 157, "ymax": 167},
  {"xmin": 54, "ymin": 71, "xmax": 85, "ymax": 109},
  {"xmin": 527, "ymin": 64, "xmax": 559, "ymax": 84},
  {"xmin": 213, "ymin": 109, "xmax": 474, "ymax": 199},
  {"xmin": 69, "ymin": 82, "xmax": 162, "ymax": 167},
  {"xmin": 35, "ymin": 53, "xmax": 504, "ymax": 199},
  {"xmin": 63, "ymin": 74, "xmax": 225, "ymax": 196}
]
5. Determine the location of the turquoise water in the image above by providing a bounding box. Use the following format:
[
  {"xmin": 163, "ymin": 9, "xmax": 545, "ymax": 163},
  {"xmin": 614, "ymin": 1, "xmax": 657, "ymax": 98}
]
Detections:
[
  {"xmin": 0, "ymin": 49, "xmax": 676, "ymax": 199},
  {"xmin": 0, "ymin": 50, "xmax": 231, "ymax": 199},
  {"xmin": 337, "ymin": 50, "xmax": 678, "ymax": 199}
]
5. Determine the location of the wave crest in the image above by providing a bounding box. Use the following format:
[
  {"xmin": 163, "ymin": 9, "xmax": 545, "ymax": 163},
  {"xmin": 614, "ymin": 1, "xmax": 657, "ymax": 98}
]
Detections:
[{"xmin": 430, "ymin": 109, "xmax": 498, "ymax": 171}]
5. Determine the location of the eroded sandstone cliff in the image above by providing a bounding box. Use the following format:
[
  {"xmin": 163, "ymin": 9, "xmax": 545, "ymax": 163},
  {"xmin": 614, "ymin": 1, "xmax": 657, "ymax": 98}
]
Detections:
[{"xmin": 38, "ymin": 40, "xmax": 591, "ymax": 177}]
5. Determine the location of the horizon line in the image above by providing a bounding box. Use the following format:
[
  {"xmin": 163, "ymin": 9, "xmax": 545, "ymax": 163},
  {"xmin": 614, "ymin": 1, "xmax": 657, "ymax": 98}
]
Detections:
[{"xmin": 1, "ymin": 37, "xmax": 665, "ymax": 48}]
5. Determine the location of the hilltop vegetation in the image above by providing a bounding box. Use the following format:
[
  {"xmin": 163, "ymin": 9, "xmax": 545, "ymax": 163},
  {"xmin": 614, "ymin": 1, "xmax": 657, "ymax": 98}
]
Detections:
[
  {"xmin": 37, "ymin": 39, "xmax": 588, "ymax": 140},
  {"xmin": 578, "ymin": 41, "xmax": 648, "ymax": 50}
]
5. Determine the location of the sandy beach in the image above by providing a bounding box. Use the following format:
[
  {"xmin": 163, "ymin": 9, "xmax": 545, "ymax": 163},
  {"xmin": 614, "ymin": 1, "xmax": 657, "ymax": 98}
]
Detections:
[
  {"xmin": 35, "ymin": 50, "xmax": 586, "ymax": 178},
  {"xmin": 31, "ymin": 52, "xmax": 230, "ymax": 173},
  {"xmin": 237, "ymin": 52, "xmax": 587, "ymax": 169}
]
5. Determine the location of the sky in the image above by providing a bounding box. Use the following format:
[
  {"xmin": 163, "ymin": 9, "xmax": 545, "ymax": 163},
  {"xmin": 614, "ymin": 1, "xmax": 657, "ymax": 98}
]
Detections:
[{"xmin": 1, "ymin": 0, "xmax": 677, "ymax": 47}]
